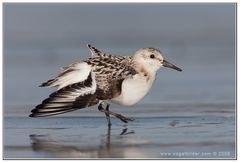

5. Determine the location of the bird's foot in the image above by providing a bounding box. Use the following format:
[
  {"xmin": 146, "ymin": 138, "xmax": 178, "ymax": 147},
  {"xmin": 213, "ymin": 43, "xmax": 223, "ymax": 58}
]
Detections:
[
  {"xmin": 114, "ymin": 113, "xmax": 135, "ymax": 123},
  {"xmin": 98, "ymin": 103, "xmax": 134, "ymax": 124}
]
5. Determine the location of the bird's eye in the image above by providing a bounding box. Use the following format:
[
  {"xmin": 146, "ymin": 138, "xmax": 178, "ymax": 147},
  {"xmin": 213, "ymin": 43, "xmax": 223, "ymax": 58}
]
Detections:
[{"xmin": 150, "ymin": 54, "xmax": 155, "ymax": 59}]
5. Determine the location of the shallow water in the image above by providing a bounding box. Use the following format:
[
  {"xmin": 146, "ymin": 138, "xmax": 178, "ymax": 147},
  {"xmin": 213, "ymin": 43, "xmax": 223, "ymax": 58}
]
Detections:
[{"xmin": 4, "ymin": 103, "xmax": 236, "ymax": 159}]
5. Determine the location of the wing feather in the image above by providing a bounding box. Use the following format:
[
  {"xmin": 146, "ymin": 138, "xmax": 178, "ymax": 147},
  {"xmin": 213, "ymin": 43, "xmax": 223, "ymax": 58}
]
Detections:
[
  {"xmin": 86, "ymin": 52, "xmax": 137, "ymax": 100},
  {"xmin": 30, "ymin": 71, "xmax": 98, "ymax": 117},
  {"xmin": 32, "ymin": 44, "xmax": 138, "ymax": 117},
  {"xmin": 40, "ymin": 62, "xmax": 92, "ymax": 90},
  {"xmin": 87, "ymin": 44, "xmax": 103, "ymax": 57}
]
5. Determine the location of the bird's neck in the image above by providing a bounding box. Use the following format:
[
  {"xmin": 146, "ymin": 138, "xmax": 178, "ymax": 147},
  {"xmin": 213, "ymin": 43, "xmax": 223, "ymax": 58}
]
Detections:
[{"xmin": 132, "ymin": 60, "xmax": 156, "ymax": 82}]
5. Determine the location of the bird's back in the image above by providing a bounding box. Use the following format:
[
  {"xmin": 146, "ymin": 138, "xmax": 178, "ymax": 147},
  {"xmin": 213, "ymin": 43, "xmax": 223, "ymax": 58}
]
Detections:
[{"xmin": 85, "ymin": 54, "xmax": 137, "ymax": 100}]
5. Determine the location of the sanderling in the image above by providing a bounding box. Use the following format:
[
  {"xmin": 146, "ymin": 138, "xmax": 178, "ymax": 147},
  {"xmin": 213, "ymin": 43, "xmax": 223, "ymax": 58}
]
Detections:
[{"xmin": 29, "ymin": 44, "xmax": 182, "ymax": 125}]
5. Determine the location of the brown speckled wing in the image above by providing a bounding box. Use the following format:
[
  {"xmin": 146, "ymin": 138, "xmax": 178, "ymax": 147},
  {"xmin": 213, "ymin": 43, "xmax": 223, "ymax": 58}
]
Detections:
[
  {"xmin": 95, "ymin": 76, "xmax": 124, "ymax": 100},
  {"xmin": 85, "ymin": 54, "xmax": 137, "ymax": 100}
]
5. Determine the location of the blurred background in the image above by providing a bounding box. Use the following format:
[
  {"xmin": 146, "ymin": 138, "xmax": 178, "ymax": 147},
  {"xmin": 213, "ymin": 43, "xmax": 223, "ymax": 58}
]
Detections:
[
  {"xmin": 3, "ymin": 3, "xmax": 235, "ymax": 115},
  {"xmin": 3, "ymin": 3, "xmax": 236, "ymax": 159}
]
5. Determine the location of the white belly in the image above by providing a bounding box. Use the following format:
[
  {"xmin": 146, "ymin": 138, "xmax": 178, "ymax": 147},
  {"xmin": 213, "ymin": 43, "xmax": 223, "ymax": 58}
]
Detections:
[{"xmin": 111, "ymin": 74, "xmax": 155, "ymax": 106}]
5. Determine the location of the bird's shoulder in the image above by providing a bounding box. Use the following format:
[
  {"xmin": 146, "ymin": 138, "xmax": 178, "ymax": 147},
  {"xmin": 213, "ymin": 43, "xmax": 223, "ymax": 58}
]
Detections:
[
  {"xmin": 86, "ymin": 54, "xmax": 137, "ymax": 79},
  {"xmin": 83, "ymin": 54, "xmax": 137, "ymax": 100},
  {"xmin": 86, "ymin": 44, "xmax": 138, "ymax": 79}
]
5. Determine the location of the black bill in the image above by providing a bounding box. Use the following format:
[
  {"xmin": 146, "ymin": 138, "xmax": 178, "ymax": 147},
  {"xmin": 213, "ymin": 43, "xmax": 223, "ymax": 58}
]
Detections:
[{"xmin": 162, "ymin": 60, "xmax": 182, "ymax": 72}]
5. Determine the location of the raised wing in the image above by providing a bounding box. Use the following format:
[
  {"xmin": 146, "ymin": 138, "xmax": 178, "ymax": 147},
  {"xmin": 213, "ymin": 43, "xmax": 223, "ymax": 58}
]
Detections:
[
  {"xmin": 32, "ymin": 45, "xmax": 138, "ymax": 117},
  {"xmin": 30, "ymin": 71, "xmax": 99, "ymax": 117},
  {"xmin": 40, "ymin": 62, "xmax": 92, "ymax": 90}
]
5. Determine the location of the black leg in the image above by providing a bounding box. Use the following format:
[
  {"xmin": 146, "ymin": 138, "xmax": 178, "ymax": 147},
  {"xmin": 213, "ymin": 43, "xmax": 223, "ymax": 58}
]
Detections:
[
  {"xmin": 106, "ymin": 123, "xmax": 111, "ymax": 149},
  {"xmin": 98, "ymin": 103, "xmax": 134, "ymax": 124},
  {"xmin": 105, "ymin": 104, "xmax": 111, "ymax": 126},
  {"xmin": 98, "ymin": 103, "xmax": 111, "ymax": 126}
]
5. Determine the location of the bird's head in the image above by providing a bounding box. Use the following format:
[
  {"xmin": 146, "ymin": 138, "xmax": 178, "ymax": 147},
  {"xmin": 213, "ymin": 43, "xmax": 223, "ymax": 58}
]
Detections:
[{"xmin": 133, "ymin": 47, "xmax": 182, "ymax": 73}]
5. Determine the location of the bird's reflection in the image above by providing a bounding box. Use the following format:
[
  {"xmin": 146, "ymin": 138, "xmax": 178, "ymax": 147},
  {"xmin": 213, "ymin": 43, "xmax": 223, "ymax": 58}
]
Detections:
[{"xmin": 29, "ymin": 126, "xmax": 140, "ymax": 158}]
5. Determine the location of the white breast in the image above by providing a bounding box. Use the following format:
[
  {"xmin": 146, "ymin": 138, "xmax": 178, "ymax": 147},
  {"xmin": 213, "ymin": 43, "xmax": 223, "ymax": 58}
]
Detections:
[{"xmin": 111, "ymin": 73, "xmax": 155, "ymax": 106}]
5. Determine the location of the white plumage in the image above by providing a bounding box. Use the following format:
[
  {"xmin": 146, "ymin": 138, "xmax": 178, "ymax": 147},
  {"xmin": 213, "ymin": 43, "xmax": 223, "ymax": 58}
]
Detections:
[
  {"xmin": 49, "ymin": 62, "xmax": 92, "ymax": 90},
  {"xmin": 111, "ymin": 73, "xmax": 155, "ymax": 106}
]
